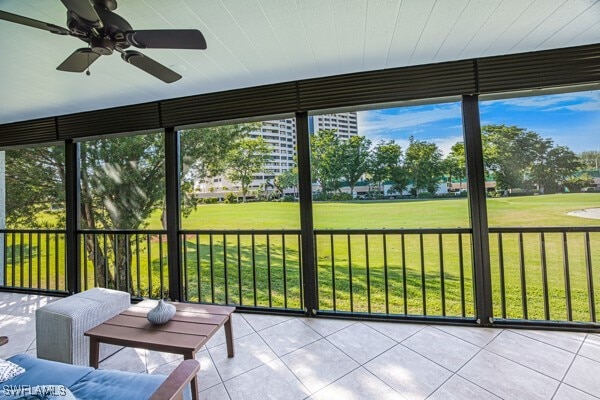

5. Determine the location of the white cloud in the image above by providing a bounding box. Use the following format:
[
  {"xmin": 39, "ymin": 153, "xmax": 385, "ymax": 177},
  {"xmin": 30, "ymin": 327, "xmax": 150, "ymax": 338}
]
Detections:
[
  {"xmin": 357, "ymin": 104, "xmax": 462, "ymax": 139},
  {"xmin": 485, "ymin": 91, "xmax": 600, "ymax": 112}
]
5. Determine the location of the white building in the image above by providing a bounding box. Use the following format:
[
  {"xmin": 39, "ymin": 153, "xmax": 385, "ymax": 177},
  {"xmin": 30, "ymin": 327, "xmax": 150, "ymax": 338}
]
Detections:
[{"xmin": 196, "ymin": 113, "xmax": 358, "ymax": 198}]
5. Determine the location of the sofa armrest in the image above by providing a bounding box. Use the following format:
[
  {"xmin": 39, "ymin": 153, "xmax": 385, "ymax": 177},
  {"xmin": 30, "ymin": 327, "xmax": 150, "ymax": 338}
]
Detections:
[
  {"xmin": 149, "ymin": 359, "xmax": 200, "ymax": 400},
  {"xmin": 0, "ymin": 336, "xmax": 7, "ymax": 347}
]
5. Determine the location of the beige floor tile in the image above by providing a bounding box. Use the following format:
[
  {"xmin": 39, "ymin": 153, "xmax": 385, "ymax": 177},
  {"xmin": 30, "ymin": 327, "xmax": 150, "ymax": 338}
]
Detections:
[
  {"xmin": 282, "ymin": 338, "xmax": 359, "ymax": 393},
  {"xmin": 224, "ymin": 359, "xmax": 309, "ymax": 400},
  {"xmin": 365, "ymin": 344, "xmax": 452, "ymax": 400},
  {"xmin": 402, "ymin": 326, "xmax": 480, "ymax": 372},
  {"xmin": 326, "ymin": 322, "xmax": 395, "ymax": 364},
  {"xmin": 459, "ymin": 350, "xmax": 559, "ymax": 400}
]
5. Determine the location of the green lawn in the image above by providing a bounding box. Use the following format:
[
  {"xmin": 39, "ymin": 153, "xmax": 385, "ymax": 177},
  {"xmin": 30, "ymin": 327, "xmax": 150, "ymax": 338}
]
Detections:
[{"xmin": 3, "ymin": 193, "xmax": 599, "ymax": 323}]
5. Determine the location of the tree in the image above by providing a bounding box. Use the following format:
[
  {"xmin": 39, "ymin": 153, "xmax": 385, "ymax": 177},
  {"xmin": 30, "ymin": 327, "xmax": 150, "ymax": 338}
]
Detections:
[
  {"xmin": 530, "ymin": 145, "xmax": 581, "ymax": 194},
  {"xmin": 578, "ymin": 150, "xmax": 600, "ymax": 171},
  {"xmin": 482, "ymin": 125, "xmax": 544, "ymax": 191},
  {"xmin": 445, "ymin": 142, "xmax": 466, "ymax": 189},
  {"xmin": 564, "ymin": 173, "xmax": 595, "ymax": 192},
  {"xmin": 388, "ymin": 164, "xmax": 409, "ymax": 196},
  {"xmin": 405, "ymin": 137, "xmax": 443, "ymax": 196},
  {"xmin": 4, "ymin": 146, "xmax": 65, "ymax": 228},
  {"xmin": 274, "ymin": 168, "xmax": 298, "ymax": 197},
  {"xmin": 340, "ymin": 135, "xmax": 371, "ymax": 197},
  {"xmin": 368, "ymin": 140, "xmax": 402, "ymax": 196},
  {"xmin": 226, "ymin": 137, "xmax": 271, "ymax": 202},
  {"xmin": 310, "ymin": 129, "xmax": 344, "ymax": 196}
]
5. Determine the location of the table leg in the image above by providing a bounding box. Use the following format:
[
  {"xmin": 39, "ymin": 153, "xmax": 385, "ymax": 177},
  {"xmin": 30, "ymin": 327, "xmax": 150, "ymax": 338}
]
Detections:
[
  {"xmin": 89, "ymin": 338, "xmax": 100, "ymax": 368},
  {"xmin": 185, "ymin": 352, "xmax": 199, "ymax": 400},
  {"xmin": 225, "ymin": 316, "xmax": 234, "ymax": 358}
]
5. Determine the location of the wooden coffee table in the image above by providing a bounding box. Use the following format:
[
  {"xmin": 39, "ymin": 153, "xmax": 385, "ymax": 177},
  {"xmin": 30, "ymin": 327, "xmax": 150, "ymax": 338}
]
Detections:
[{"xmin": 84, "ymin": 300, "xmax": 235, "ymax": 400}]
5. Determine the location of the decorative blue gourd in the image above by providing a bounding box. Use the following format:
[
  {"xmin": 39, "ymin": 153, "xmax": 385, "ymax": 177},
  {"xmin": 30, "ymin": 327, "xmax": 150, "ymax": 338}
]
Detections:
[{"xmin": 146, "ymin": 299, "xmax": 176, "ymax": 325}]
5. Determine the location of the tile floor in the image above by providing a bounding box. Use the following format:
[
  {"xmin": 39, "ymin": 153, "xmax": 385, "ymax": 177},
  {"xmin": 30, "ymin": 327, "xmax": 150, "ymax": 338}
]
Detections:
[{"xmin": 1, "ymin": 292, "xmax": 600, "ymax": 400}]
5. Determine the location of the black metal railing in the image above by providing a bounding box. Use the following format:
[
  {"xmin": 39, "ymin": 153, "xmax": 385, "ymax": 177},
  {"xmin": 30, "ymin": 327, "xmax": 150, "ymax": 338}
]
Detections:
[
  {"xmin": 0, "ymin": 229, "xmax": 67, "ymax": 292},
  {"xmin": 314, "ymin": 228, "xmax": 475, "ymax": 320},
  {"xmin": 489, "ymin": 226, "xmax": 600, "ymax": 324},
  {"xmin": 79, "ymin": 230, "xmax": 168, "ymax": 299},
  {"xmin": 180, "ymin": 230, "xmax": 303, "ymax": 311}
]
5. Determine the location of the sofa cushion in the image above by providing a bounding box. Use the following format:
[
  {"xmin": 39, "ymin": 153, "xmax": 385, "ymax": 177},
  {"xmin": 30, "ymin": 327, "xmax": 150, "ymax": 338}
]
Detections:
[
  {"xmin": 0, "ymin": 355, "xmax": 93, "ymax": 398},
  {"xmin": 69, "ymin": 369, "xmax": 166, "ymax": 400}
]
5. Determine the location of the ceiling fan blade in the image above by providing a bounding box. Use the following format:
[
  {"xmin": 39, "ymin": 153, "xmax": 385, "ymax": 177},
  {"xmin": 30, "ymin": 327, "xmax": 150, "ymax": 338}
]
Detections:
[
  {"xmin": 57, "ymin": 48, "xmax": 101, "ymax": 72},
  {"xmin": 60, "ymin": 0, "xmax": 102, "ymax": 27},
  {"xmin": 122, "ymin": 51, "xmax": 181, "ymax": 83},
  {"xmin": 0, "ymin": 10, "xmax": 70, "ymax": 35},
  {"xmin": 126, "ymin": 29, "xmax": 207, "ymax": 50}
]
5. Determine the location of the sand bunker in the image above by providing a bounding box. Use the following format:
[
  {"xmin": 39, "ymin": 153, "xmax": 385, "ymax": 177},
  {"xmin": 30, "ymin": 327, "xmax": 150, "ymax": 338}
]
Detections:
[{"xmin": 567, "ymin": 208, "xmax": 600, "ymax": 220}]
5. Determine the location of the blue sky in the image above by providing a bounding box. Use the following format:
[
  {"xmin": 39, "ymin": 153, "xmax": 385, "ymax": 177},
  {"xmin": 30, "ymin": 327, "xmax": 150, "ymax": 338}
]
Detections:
[{"xmin": 356, "ymin": 90, "xmax": 600, "ymax": 156}]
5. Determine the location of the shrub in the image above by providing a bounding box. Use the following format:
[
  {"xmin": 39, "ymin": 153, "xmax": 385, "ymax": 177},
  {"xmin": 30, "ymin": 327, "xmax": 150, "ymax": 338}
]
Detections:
[
  {"xmin": 282, "ymin": 195, "xmax": 296, "ymax": 202},
  {"xmin": 331, "ymin": 193, "xmax": 353, "ymax": 201},
  {"xmin": 417, "ymin": 192, "xmax": 432, "ymax": 199},
  {"xmin": 224, "ymin": 192, "xmax": 238, "ymax": 204}
]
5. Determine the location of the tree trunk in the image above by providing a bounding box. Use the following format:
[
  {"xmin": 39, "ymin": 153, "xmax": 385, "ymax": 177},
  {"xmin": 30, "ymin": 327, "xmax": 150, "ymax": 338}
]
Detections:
[
  {"xmin": 80, "ymin": 154, "xmax": 113, "ymax": 289},
  {"xmin": 108, "ymin": 234, "xmax": 134, "ymax": 293}
]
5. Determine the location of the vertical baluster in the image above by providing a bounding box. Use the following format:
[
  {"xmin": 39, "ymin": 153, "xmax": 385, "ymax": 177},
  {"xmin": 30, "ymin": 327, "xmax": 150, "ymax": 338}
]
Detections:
[
  {"xmin": 224, "ymin": 234, "xmax": 229, "ymax": 304},
  {"xmin": 28, "ymin": 232, "xmax": 32, "ymax": 288},
  {"xmin": 330, "ymin": 234, "xmax": 336, "ymax": 311},
  {"xmin": 518, "ymin": 232, "xmax": 528, "ymax": 320},
  {"xmin": 420, "ymin": 233, "xmax": 426, "ymax": 316},
  {"xmin": 498, "ymin": 233, "xmax": 506, "ymax": 319},
  {"xmin": 401, "ymin": 233, "xmax": 407, "ymax": 315},
  {"xmin": 282, "ymin": 234, "xmax": 288, "ymax": 309},
  {"xmin": 20, "ymin": 232, "xmax": 24, "ymax": 287},
  {"xmin": 314, "ymin": 234, "xmax": 319, "ymax": 310},
  {"xmin": 92, "ymin": 234, "xmax": 98, "ymax": 288},
  {"xmin": 562, "ymin": 232, "xmax": 572, "ymax": 321},
  {"xmin": 136, "ymin": 234, "xmax": 141, "ymax": 297},
  {"xmin": 45, "ymin": 233, "xmax": 50, "ymax": 290},
  {"xmin": 183, "ymin": 234, "xmax": 189, "ymax": 301},
  {"xmin": 147, "ymin": 234, "xmax": 152, "ymax": 297},
  {"xmin": 539, "ymin": 233, "xmax": 550, "ymax": 320},
  {"xmin": 103, "ymin": 233, "xmax": 109, "ymax": 289},
  {"xmin": 439, "ymin": 233, "xmax": 445, "ymax": 316},
  {"xmin": 584, "ymin": 232, "xmax": 595, "ymax": 322},
  {"xmin": 237, "ymin": 234, "xmax": 242, "ymax": 306},
  {"xmin": 365, "ymin": 233, "xmax": 371, "ymax": 314},
  {"xmin": 196, "ymin": 234, "xmax": 201, "ymax": 302},
  {"xmin": 37, "ymin": 232, "xmax": 41, "ymax": 289},
  {"xmin": 383, "ymin": 233, "xmax": 389, "ymax": 315},
  {"xmin": 3, "ymin": 232, "xmax": 7, "ymax": 287},
  {"xmin": 458, "ymin": 233, "xmax": 466, "ymax": 317},
  {"xmin": 125, "ymin": 234, "xmax": 130, "ymax": 295},
  {"xmin": 298, "ymin": 234, "xmax": 303, "ymax": 309},
  {"xmin": 159, "ymin": 234, "xmax": 164, "ymax": 299},
  {"xmin": 114, "ymin": 233, "xmax": 119, "ymax": 291},
  {"xmin": 348, "ymin": 234, "xmax": 354, "ymax": 313},
  {"xmin": 266, "ymin": 234, "xmax": 272, "ymax": 308},
  {"xmin": 252, "ymin": 234, "xmax": 257, "ymax": 307},
  {"xmin": 11, "ymin": 233, "xmax": 16, "ymax": 287},
  {"xmin": 83, "ymin": 232, "xmax": 88, "ymax": 290},
  {"xmin": 54, "ymin": 233, "xmax": 59, "ymax": 290},
  {"xmin": 209, "ymin": 234, "xmax": 215, "ymax": 303}
]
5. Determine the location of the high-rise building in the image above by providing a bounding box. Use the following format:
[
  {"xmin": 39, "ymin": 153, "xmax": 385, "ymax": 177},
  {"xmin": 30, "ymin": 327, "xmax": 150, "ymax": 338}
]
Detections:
[{"xmin": 196, "ymin": 113, "xmax": 358, "ymax": 198}]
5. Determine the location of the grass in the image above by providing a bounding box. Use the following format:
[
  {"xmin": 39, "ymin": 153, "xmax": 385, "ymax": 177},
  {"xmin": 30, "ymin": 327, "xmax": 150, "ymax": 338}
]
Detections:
[{"xmin": 3, "ymin": 193, "xmax": 599, "ymax": 323}]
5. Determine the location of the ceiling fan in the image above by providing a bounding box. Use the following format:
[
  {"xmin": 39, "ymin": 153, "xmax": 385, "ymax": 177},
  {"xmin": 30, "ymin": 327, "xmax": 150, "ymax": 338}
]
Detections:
[{"xmin": 0, "ymin": 0, "xmax": 207, "ymax": 83}]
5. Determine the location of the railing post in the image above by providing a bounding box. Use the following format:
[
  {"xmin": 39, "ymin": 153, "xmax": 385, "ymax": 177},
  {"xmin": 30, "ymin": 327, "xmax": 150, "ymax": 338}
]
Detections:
[
  {"xmin": 65, "ymin": 139, "xmax": 81, "ymax": 294},
  {"xmin": 165, "ymin": 127, "xmax": 182, "ymax": 301},
  {"xmin": 462, "ymin": 95, "xmax": 493, "ymax": 326},
  {"xmin": 296, "ymin": 111, "xmax": 318, "ymax": 317}
]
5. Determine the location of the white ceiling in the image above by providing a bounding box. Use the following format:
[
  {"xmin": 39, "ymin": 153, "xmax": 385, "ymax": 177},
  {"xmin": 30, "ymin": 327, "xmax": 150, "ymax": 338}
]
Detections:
[{"xmin": 0, "ymin": 0, "xmax": 599, "ymax": 124}]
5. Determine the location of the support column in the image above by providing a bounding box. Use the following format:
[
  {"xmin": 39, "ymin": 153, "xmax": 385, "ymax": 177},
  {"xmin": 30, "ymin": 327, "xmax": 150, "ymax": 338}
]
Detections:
[
  {"xmin": 462, "ymin": 95, "xmax": 493, "ymax": 326},
  {"xmin": 0, "ymin": 151, "xmax": 5, "ymax": 286},
  {"xmin": 165, "ymin": 127, "xmax": 183, "ymax": 301},
  {"xmin": 296, "ymin": 112, "xmax": 318, "ymax": 317},
  {"xmin": 65, "ymin": 140, "xmax": 81, "ymax": 294}
]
